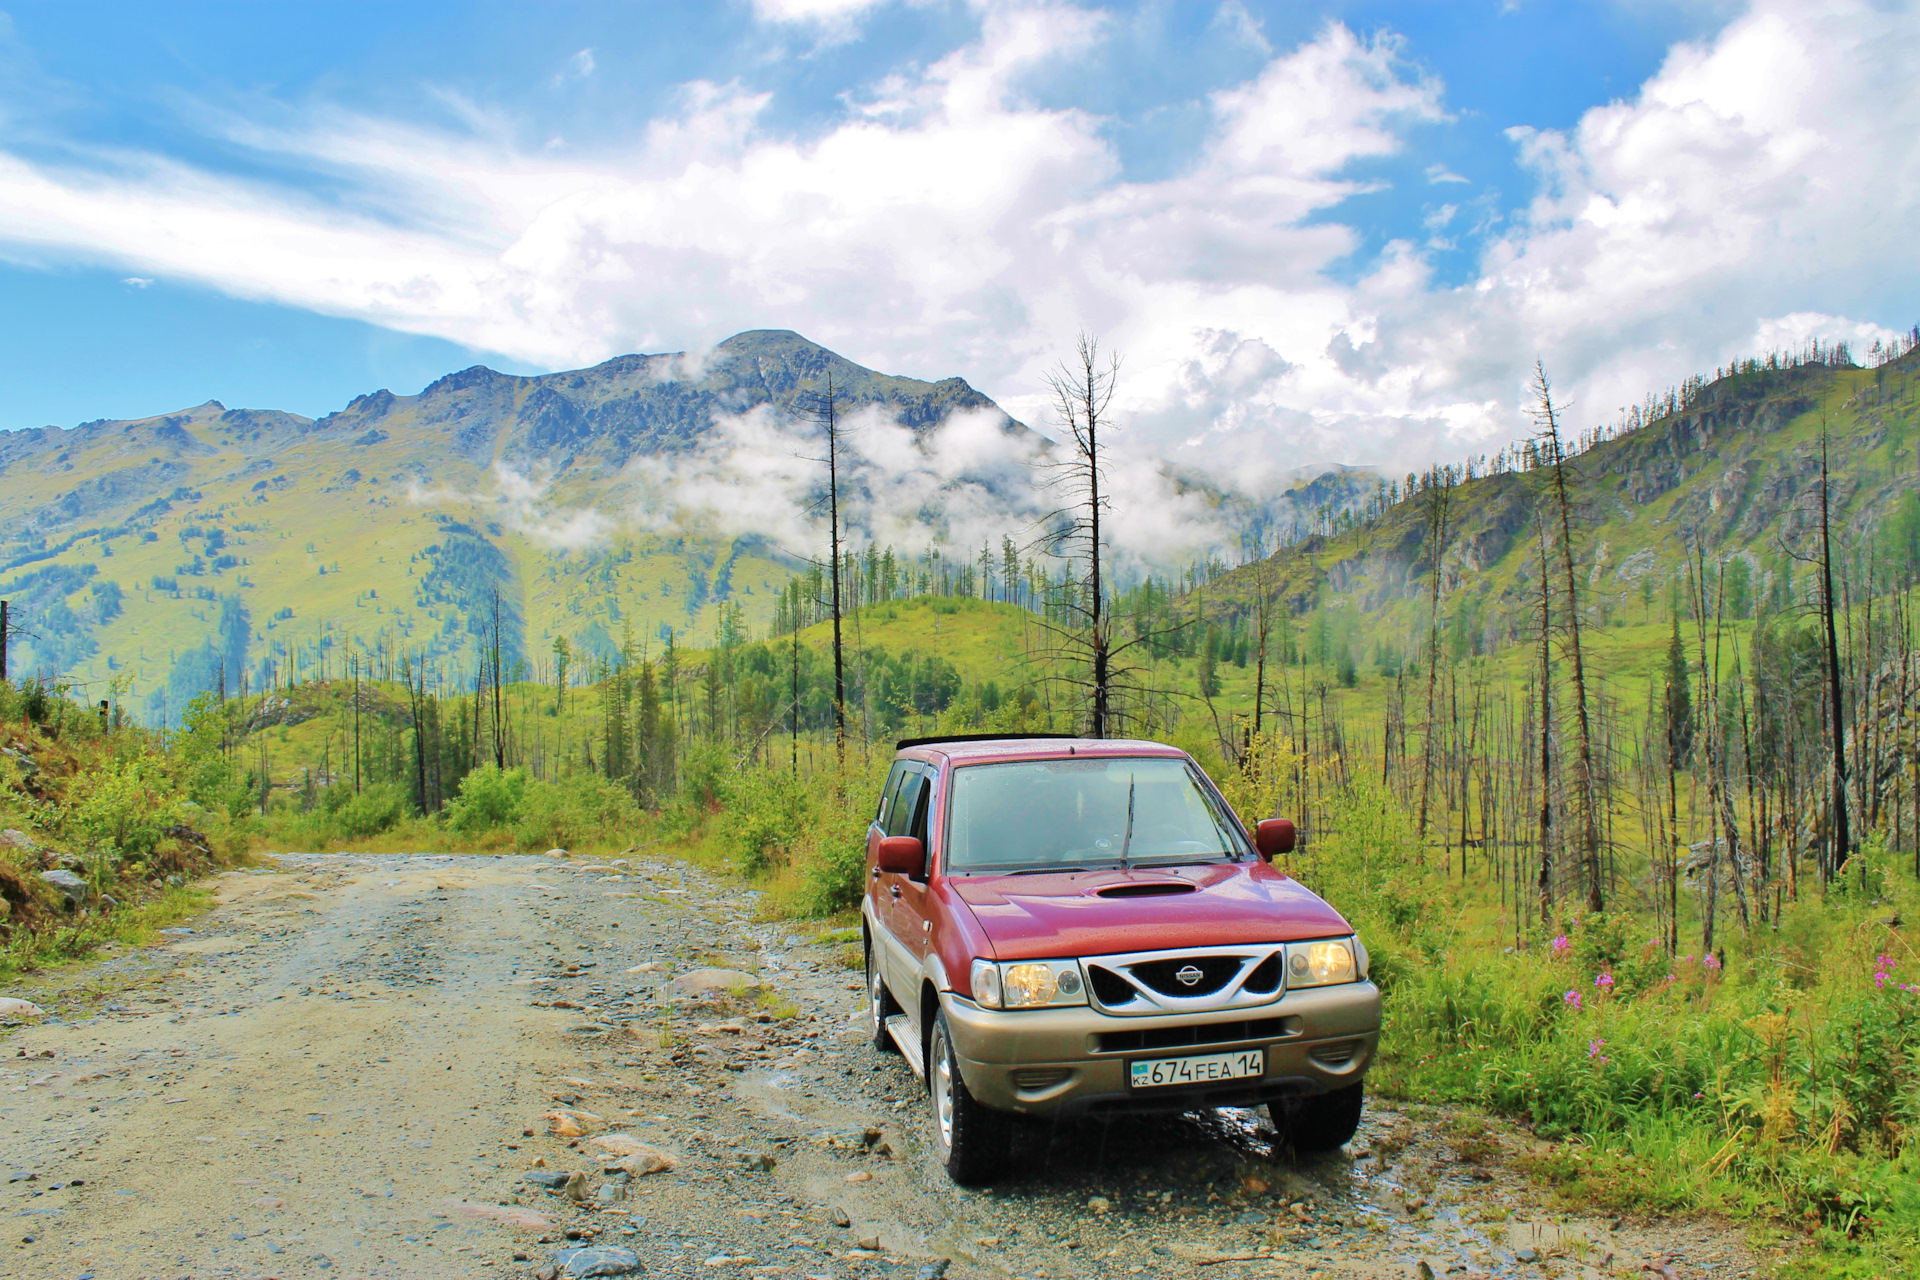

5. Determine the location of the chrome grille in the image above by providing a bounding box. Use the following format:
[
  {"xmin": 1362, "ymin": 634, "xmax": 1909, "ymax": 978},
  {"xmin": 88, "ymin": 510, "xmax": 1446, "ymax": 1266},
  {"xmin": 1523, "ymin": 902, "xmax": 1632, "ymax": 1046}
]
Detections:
[
  {"xmin": 1128, "ymin": 955, "xmax": 1245, "ymax": 997},
  {"xmin": 1083, "ymin": 943, "xmax": 1287, "ymax": 1016}
]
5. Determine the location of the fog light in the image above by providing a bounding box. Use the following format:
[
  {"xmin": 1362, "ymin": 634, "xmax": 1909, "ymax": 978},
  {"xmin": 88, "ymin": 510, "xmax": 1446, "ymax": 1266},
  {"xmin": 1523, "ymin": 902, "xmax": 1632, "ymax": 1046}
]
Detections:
[{"xmin": 1002, "ymin": 963, "xmax": 1058, "ymax": 1007}]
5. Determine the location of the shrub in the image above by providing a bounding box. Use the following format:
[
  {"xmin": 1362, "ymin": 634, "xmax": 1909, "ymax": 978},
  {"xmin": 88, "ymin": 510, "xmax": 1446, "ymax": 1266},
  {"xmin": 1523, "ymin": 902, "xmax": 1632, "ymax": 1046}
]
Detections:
[
  {"xmin": 330, "ymin": 783, "xmax": 406, "ymax": 840},
  {"xmin": 788, "ymin": 755, "xmax": 892, "ymax": 916},
  {"xmin": 794, "ymin": 797, "xmax": 875, "ymax": 917},
  {"xmin": 445, "ymin": 765, "xmax": 528, "ymax": 833},
  {"xmin": 722, "ymin": 767, "xmax": 815, "ymax": 874},
  {"xmin": 62, "ymin": 757, "xmax": 184, "ymax": 861},
  {"xmin": 1314, "ymin": 780, "xmax": 1426, "ymax": 937},
  {"xmin": 513, "ymin": 773, "xmax": 643, "ymax": 852}
]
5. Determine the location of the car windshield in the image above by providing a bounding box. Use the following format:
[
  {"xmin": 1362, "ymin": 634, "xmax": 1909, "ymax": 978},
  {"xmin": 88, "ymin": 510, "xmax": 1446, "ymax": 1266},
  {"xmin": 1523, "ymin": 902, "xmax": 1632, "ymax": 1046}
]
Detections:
[{"xmin": 943, "ymin": 757, "xmax": 1248, "ymax": 874}]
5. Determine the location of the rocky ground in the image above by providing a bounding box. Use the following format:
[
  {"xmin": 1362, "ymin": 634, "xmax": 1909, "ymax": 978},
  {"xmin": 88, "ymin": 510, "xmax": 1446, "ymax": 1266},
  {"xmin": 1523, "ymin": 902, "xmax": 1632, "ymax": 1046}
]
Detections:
[{"xmin": 0, "ymin": 852, "xmax": 1760, "ymax": 1279}]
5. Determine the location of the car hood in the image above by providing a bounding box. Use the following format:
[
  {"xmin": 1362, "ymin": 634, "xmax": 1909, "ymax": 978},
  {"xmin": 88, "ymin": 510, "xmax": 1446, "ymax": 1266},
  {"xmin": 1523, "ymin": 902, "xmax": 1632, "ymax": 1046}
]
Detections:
[{"xmin": 948, "ymin": 863, "xmax": 1352, "ymax": 961}]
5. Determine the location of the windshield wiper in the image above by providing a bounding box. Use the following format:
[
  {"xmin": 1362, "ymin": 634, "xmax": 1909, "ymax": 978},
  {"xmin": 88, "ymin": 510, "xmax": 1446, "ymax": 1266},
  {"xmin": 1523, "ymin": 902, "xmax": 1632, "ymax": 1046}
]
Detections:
[{"xmin": 1118, "ymin": 772, "xmax": 1135, "ymax": 872}]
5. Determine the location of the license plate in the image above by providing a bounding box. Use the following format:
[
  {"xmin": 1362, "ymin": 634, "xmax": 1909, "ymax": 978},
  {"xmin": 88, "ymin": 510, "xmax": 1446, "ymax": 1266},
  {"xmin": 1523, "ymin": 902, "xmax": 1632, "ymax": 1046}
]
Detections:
[{"xmin": 1128, "ymin": 1048, "xmax": 1265, "ymax": 1089}]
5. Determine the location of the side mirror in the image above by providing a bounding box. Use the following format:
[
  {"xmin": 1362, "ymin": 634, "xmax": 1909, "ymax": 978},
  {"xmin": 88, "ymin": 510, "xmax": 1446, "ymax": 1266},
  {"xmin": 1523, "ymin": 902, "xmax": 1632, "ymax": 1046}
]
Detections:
[
  {"xmin": 1255, "ymin": 819, "xmax": 1296, "ymax": 861},
  {"xmin": 876, "ymin": 835, "xmax": 924, "ymax": 876}
]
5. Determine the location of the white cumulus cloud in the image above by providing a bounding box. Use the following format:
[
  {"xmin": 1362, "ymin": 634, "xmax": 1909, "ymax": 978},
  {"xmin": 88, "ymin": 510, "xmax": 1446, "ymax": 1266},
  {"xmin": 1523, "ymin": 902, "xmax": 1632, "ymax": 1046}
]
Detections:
[{"xmin": 0, "ymin": 0, "xmax": 1912, "ymax": 500}]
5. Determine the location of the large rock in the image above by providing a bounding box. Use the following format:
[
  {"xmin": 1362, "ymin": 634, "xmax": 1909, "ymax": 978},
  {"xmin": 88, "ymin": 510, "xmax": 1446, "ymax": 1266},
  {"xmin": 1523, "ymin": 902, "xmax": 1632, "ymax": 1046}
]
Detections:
[
  {"xmin": 551, "ymin": 1244, "xmax": 646, "ymax": 1277},
  {"xmin": 38, "ymin": 870, "xmax": 87, "ymax": 906},
  {"xmin": 544, "ymin": 1109, "xmax": 602, "ymax": 1137},
  {"xmin": 0, "ymin": 998, "xmax": 47, "ymax": 1019},
  {"xmin": 589, "ymin": 1134, "xmax": 676, "ymax": 1175},
  {"xmin": 667, "ymin": 968, "xmax": 760, "ymax": 998}
]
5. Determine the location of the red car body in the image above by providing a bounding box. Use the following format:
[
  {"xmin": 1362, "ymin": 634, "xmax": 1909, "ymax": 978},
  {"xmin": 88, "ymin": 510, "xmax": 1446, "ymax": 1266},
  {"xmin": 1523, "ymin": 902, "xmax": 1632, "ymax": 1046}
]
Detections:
[{"xmin": 861, "ymin": 736, "xmax": 1381, "ymax": 1181}]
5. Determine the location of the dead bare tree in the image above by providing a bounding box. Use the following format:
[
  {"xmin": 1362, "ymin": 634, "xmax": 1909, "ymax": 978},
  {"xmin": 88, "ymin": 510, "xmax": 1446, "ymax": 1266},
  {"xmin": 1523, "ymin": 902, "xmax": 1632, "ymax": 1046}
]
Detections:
[
  {"xmin": 1533, "ymin": 510, "xmax": 1556, "ymax": 922},
  {"xmin": 1250, "ymin": 536, "xmax": 1276, "ymax": 742},
  {"xmin": 1416, "ymin": 467, "xmax": 1455, "ymax": 839},
  {"xmin": 1817, "ymin": 425, "xmax": 1853, "ymax": 877},
  {"xmin": 1533, "ymin": 362, "xmax": 1603, "ymax": 912},
  {"xmin": 1043, "ymin": 334, "xmax": 1121, "ymax": 737},
  {"xmin": 800, "ymin": 371, "xmax": 851, "ymax": 759}
]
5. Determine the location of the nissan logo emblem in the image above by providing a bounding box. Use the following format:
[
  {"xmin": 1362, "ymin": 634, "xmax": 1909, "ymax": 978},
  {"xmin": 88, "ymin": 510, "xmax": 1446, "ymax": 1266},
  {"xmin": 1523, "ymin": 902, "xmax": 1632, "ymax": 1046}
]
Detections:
[{"xmin": 1175, "ymin": 964, "xmax": 1204, "ymax": 987}]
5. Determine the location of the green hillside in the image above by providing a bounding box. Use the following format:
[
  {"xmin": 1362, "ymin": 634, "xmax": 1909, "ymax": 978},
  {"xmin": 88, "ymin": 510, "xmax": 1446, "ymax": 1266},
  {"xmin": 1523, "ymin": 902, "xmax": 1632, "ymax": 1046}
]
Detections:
[
  {"xmin": 0, "ymin": 330, "xmax": 1030, "ymax": 720},
  {"xmin": 0, "ymin": 327, "xmax": 1388, "ymax": 727},
  {"xmin": 1202, "ymin": 348, "xmax": 1920, "ymax": 653}
]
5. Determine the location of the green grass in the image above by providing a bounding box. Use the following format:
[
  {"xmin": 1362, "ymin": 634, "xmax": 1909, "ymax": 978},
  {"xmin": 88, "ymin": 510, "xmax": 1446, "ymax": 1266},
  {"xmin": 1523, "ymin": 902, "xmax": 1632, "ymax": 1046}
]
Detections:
[{"xmin": 0, "ymin": 880, "xmax": 214, "ymax": 982}]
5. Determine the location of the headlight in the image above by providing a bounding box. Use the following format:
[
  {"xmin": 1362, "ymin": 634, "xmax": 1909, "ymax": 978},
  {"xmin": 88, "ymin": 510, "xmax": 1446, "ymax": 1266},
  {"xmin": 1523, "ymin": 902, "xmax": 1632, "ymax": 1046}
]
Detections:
[
  {"xmin": 970, "ymin": 958, "xmax": 1002, "ymax": 1009},
  {"xmin": 967, "ymin": 959, "xmax": 1086, "ymax": 1009},
  {"xmin": 1287, "ymin": 939, "xmax": 1357, "ymax": 988},
  {"xmin": 1002, "ymin": 963, "xmax": 1057, "ymax": 1008}
]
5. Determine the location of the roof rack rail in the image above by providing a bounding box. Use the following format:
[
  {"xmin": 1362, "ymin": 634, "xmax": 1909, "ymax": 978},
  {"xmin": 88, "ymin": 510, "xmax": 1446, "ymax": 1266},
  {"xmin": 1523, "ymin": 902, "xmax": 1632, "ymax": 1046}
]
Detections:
[{"xmin": 894, "ymin": 732, "xmax": 1081, "ymax": 751}]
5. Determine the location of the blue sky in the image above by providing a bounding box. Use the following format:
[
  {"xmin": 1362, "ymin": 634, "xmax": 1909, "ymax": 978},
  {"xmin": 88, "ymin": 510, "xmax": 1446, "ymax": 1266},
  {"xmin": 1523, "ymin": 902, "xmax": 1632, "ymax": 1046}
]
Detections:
[{"xmin": 0, "ymin": 0, "xmax": 1912, "ymax": 472}]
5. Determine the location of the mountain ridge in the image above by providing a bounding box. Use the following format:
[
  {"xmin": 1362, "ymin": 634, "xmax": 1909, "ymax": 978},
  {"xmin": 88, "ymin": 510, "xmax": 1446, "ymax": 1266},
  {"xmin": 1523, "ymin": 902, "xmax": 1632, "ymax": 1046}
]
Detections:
[
  {"xmin": 0, "ymin": 329, "xmax": 1046, "ymax": 716},
  {"xmin": 1196, "ymin": 347, "xmax": 1920, "ymax": 668}
]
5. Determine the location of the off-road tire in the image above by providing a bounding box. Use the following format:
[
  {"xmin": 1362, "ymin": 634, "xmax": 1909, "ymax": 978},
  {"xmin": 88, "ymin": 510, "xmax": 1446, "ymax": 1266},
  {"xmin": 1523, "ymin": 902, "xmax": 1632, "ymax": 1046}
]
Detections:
[
  {"xmin": 1271, "ymin": 1080, "xmax": 1364, "ymax": 1152},
  {"xmin": 928, "ymin": 1008, "xmax": 1009, "ymax": 1185},
  {"xmin": 866, "ymin": 942, "xmax": 900, "ymax": 1053}
]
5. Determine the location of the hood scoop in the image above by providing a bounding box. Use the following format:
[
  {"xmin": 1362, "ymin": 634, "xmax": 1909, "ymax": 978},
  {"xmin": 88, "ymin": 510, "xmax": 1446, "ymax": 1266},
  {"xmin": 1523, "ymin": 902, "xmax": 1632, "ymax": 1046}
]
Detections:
[{"xmin": 1095, "ymin": 882, "xmax": 1197, "ymax": 899}]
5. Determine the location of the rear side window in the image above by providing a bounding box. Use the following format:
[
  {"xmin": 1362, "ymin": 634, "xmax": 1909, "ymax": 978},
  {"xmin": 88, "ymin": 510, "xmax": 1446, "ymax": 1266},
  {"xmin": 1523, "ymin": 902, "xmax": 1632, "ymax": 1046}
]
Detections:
[
  {"xmin": 875, "ymin": 764, "xmax": 909, "ymax": 827},
  {"xmin": 887, "ymin": 770, "xmax": 928, "ymax": 838},
  {"xmin": 907, "ymin": 778, "xmax": 932, "ymax": 845}
]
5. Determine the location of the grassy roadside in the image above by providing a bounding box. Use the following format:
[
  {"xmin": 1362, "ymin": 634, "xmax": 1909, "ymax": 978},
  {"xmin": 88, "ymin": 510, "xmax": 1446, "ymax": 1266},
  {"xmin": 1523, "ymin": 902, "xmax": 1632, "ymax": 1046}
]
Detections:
[{"xmin": 1, "ymin": 880, "xmax": 214, "ymax": 984}]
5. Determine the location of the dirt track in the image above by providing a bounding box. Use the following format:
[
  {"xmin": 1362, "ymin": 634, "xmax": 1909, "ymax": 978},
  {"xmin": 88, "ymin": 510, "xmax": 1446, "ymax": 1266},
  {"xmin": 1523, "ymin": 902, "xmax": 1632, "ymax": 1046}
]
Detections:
[{"xmin": 0, "ymin": 853, "xmax": 1758, "ymax": 1279}]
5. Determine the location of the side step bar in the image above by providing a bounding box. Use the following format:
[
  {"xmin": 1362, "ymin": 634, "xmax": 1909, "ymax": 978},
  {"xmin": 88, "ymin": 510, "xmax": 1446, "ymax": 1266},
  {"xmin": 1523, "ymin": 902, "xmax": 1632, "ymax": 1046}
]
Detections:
[{"xmin": 884, "ymin": 1015, "xmax": 926, "ymax": 1079}]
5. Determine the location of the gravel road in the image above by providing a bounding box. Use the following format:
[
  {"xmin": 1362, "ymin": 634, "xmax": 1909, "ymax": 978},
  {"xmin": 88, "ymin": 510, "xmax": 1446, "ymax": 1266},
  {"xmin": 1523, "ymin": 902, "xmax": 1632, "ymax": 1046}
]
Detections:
[{"xmin": 0, "ymin": 853, "xmax": 1757, "ymax": 1279}]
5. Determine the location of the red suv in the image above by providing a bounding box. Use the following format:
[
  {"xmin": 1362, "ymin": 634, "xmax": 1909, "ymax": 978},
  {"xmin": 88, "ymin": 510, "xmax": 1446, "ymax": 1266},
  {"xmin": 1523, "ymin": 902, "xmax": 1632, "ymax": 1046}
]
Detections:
[{"xmin": 863, "ymin": 734, "xmax": 1381, "ymax": 1184}]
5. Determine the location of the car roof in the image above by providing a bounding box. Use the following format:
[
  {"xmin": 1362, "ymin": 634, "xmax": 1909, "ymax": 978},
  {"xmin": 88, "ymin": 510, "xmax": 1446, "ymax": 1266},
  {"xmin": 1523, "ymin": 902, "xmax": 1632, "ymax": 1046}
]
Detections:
[{"xmin": 897, "ymin": 737, "xmax": 1191, "ymax": 767}]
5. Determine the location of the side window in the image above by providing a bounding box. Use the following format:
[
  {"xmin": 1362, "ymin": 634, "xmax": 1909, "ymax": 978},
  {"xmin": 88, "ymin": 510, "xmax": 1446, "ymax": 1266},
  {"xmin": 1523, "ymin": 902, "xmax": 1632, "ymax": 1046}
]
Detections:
[
  {"xmin": 887, "ymin": 771, "xmax": 927, "ymax": 837},
  {"xmin": 875, "ymin": 764, "xmax": 908, "ymax": 829},
  {"xmin": 907, "ymin": 778, "xmax": 932, "ymax": 847}
]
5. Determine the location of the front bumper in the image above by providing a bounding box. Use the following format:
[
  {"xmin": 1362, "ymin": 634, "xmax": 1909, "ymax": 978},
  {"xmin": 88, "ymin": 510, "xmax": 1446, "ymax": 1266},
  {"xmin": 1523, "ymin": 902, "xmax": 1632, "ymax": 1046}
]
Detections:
[{"xmin": 941, "ymin": 982, "xmax": 1381, "ymax": 1116}]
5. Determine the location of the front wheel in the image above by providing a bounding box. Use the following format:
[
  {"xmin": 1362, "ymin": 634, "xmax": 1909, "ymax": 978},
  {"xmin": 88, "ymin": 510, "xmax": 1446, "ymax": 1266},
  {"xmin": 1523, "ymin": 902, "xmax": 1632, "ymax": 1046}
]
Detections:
[
  {"xmin": 928, "ymin": 1009, "xmax": 1009, "ymax": 1185},
  {"xmin": 1271, "ymin": 1080, "xmax": 1364, "ymax": 1152},
  {"xmin": 866, "ymin": 942, "xmax": 899, "ymax": 1053}
]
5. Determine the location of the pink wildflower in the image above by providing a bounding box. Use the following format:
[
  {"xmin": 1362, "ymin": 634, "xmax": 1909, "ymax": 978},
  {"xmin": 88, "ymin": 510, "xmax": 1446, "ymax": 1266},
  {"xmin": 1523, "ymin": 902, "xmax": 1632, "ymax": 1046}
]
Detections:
[
  {"xmin": 1550, "ymin": 936, "xmax": 1571, "ymax": 956},
  {"xmin": 1587, "ymin": 1038, "xmax": 1609, "ymax": 1062},
  {"xmin": 1703, "ymin": 954, "xmax": 1722, "ymax": 972},
  {"xmin": 1594, "ymin": 972, "xmax": 1615, "ymax": 990},
  {"xmin": 1563, "ymin": 990, "xmax": 1582, "ymax": 1011}
]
